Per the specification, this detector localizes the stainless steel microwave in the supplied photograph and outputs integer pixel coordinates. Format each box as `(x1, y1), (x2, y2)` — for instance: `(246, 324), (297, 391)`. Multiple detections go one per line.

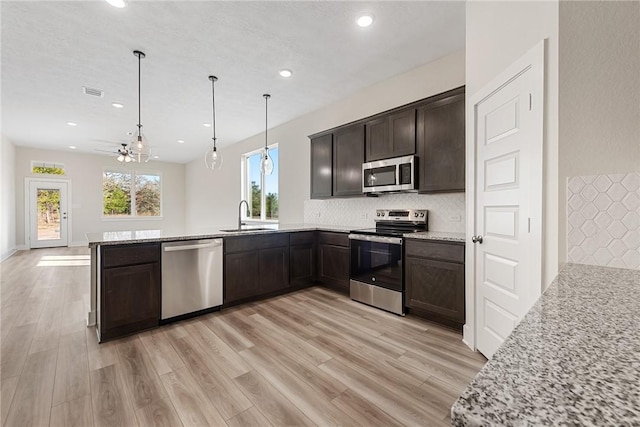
(362, 155), (417, 194)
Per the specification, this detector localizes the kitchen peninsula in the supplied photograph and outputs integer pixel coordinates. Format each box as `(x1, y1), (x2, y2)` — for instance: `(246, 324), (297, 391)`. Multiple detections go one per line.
(87, 224), (465, 342)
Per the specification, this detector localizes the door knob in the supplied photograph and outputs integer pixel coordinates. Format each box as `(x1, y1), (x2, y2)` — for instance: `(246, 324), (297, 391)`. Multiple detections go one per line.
(472, 235), (483, 244)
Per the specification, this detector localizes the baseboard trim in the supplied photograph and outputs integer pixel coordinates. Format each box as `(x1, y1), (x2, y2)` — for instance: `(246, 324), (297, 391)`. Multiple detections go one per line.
(0, 249), (17, 263)
(87, 310), (96, 326)
(15, 245), (28, 251)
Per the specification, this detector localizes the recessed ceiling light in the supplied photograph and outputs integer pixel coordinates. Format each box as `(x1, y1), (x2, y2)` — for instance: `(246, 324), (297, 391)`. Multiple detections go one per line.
(203, 123), (211, 127)
(357, 15), (374, 27)
(105, 0), (127, 8)
(66, 122), (78, 126)
(112, 102), (124, 108)
(177, 140), (185, 144)
(68, 146), (77, 149)
(279, 69), (293, 78)
(153, 155), (160, 159)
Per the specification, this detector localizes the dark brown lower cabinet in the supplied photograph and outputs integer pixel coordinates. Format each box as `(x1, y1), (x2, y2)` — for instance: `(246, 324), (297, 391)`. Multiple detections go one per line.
(99, 243), (160, 341)
(316, 232), (350, 293)
(260, 247), (290, 293)
(224, 233), (290, 305)
(224, 251), (260, 303)
(405, 239), (465, 329)
(290, 232), (316, 286)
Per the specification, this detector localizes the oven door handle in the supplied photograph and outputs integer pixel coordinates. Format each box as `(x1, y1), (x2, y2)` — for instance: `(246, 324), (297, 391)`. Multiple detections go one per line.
(348, 234), (403, 245)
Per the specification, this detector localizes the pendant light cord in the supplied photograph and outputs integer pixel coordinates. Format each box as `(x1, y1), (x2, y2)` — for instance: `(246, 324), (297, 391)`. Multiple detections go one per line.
(211, 77), (217, 147)
(263, 94), (270, 154)
(138, 52), (141, 135)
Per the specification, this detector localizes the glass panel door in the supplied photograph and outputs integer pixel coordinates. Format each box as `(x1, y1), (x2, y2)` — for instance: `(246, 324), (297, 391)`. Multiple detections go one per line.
(29, 180), (68, 248)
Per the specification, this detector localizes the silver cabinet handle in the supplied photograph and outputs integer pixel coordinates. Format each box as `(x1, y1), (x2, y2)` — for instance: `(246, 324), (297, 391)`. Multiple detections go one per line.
(471, 235), (483, 244)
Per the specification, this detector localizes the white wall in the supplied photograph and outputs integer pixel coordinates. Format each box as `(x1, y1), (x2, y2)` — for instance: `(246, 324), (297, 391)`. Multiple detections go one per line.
(558, 1), (640, 265)
(14, 147), (186, 247)
(185, 50), (466, 232)
(466, 1), (560, 288)
(1, 134), (17, 260)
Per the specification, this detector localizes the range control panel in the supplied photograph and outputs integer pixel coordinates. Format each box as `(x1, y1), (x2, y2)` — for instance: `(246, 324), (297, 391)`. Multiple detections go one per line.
(374, 209), (428, 224)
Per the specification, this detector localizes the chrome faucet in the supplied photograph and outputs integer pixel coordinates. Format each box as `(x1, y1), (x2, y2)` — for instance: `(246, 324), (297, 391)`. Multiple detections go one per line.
(238, 200), (250, 229)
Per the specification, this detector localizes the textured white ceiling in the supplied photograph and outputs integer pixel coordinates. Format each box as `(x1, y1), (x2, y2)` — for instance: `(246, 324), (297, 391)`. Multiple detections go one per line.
(1, 1), (465, 163)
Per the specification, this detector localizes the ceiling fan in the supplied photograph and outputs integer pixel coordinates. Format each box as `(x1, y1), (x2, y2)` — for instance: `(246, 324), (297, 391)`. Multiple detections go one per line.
(94, 143), (136, 162)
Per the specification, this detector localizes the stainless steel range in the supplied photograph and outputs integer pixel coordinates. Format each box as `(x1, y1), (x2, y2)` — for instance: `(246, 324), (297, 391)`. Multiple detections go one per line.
(348, 209), (428, 315)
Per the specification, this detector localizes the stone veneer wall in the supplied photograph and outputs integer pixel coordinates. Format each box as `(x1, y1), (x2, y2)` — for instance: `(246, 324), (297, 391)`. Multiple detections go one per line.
(303, 192), (465, 233)
(567, 172), (640, 269)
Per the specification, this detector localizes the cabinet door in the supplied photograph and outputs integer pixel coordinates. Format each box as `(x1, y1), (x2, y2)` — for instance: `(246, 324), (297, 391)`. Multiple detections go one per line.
(333, 124), (365, 197)
(259, 246), (290, 293)
(310, 134), (333, 198)
(317, 244), (350, 292)
(225, 251), (260, 303)
(417, 91), (465, 193)
(405, 256), (464, 323)
(101, 263), (160, 339)
(290, 244), (316, 286)
(388, 108), (416, 158)
(365, 116), (389, 162)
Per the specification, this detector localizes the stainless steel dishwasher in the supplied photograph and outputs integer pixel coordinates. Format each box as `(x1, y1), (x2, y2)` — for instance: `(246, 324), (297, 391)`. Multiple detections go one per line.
(161, 239), (223, 320)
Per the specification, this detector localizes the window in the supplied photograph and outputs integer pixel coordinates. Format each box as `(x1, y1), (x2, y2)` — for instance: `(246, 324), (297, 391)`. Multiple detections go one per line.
(32, 161), (65, 175)
(103, 169), (161, 218)
(242, 145), (278, 221)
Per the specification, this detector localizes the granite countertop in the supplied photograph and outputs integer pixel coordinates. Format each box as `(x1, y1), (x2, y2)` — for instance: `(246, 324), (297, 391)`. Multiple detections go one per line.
(86, 223), (362, 246)
(403, 231), (465, 243)
(451, 263), (640, 426)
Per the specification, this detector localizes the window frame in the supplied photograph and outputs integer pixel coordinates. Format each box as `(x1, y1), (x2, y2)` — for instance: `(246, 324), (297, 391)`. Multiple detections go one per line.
(241, 143), (278, 223)
(102, 168), (163, 220)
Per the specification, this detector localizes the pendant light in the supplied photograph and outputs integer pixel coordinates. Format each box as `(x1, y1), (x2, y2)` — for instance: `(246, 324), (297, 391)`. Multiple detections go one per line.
(204, 75), (223, 170)
(130, 50), (151, 163)
(260, 93), (274, 175)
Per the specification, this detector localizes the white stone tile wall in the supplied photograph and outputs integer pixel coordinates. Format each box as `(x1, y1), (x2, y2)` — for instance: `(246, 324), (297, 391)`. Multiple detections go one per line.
(567, 172), (640, 269)
(303, 192), (465, 233)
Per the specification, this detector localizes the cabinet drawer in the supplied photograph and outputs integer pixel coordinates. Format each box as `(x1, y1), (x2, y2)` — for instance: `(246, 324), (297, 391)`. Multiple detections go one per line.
(101, 243), (160, 268)
(290, 231), (316, 246)
(405, 239), (464, 263)
(225, 233), (289, 253)
(317, 231), (349, 247)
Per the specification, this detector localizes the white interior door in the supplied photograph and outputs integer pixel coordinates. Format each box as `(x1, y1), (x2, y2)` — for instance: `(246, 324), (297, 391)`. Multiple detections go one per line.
(28, 180), (69, 248)
(472, 43), (544, 359)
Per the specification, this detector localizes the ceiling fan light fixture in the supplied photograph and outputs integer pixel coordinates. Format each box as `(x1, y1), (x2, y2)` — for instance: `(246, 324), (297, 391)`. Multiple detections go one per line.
(260, 94), (274, 176)
(204, 75), (223, 171)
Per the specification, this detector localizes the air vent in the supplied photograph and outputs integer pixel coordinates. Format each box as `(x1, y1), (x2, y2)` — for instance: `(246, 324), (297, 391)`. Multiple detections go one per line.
(82, 86), (104, 97)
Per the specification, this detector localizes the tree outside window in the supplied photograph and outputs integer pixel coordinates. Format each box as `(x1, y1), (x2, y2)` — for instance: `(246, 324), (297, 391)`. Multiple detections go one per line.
(243, 145), (278, 221)
(103, 170), (161, 217)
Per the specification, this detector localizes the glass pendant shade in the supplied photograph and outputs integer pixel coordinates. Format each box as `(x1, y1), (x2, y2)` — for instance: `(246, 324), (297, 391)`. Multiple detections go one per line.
(204, 140), (223, 170)
(204, 75), (223, 171)
(260, 148), (274, 175)
(261, 93), (273, 175)
(131, 129), (151, 163)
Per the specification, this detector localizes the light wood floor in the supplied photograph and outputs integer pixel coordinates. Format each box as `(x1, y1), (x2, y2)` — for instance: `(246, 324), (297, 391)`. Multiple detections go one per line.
(0, 247), (485, 427)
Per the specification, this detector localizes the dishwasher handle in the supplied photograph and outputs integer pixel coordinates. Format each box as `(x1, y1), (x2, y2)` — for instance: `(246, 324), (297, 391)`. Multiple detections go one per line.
(163, 240), (222, 252)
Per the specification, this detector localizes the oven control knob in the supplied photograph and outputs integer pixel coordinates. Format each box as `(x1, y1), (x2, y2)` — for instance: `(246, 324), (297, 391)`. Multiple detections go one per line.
(414, 212), (419, 218)
(420, 212), (425, 218)
(381, 212), (385, 217)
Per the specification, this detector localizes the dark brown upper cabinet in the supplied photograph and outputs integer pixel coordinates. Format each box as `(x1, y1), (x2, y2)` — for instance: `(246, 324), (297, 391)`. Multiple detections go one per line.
(333, 123), (365, 197)
(365, 108), (416, 162)
(417, 88), (465, 193)
(310, 133), (333, 199)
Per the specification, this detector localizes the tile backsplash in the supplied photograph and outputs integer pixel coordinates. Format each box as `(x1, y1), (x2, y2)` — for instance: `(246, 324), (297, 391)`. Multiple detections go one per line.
(567, 172), (640, 269)
(304, 192), (465, 233)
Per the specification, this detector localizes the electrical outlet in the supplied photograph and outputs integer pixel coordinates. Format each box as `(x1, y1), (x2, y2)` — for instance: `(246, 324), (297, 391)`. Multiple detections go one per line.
(449, 215), (461, 222)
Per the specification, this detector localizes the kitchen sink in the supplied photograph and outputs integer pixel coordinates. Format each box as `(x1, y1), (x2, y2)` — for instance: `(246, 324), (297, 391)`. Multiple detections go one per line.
(219, 227), (273, 232)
